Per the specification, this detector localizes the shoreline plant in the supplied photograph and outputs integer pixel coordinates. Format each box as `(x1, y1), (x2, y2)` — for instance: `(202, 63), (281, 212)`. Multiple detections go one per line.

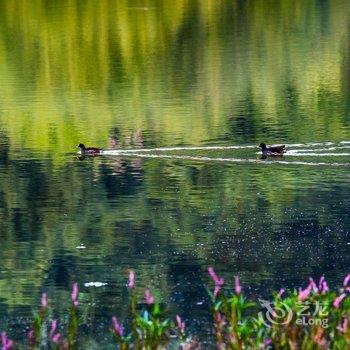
(1, 269), (350, 349)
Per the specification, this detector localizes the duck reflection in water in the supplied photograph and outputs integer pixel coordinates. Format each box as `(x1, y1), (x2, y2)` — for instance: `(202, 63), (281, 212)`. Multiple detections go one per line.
(78, 128), (144, 175)
(78, 129), (144, 187)
(107, 128), (143, 176)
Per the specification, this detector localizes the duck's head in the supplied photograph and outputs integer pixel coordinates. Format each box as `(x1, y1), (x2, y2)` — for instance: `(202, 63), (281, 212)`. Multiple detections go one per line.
(258, 143), (267, 149)
(78, 143), (86, 149)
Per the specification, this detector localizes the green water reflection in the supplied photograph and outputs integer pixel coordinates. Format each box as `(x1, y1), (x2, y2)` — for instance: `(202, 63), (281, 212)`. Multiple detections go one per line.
(0, 0), (350, 342)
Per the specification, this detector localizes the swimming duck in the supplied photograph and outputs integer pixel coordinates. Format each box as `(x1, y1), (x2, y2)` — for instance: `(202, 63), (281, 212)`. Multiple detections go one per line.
(78, 143), (102, 155)
(259, 143), (286, 156)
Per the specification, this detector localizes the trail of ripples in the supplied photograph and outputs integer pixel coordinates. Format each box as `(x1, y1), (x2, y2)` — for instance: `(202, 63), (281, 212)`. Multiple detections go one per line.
(100, 141), (350, 167)
(102, 152), (349, 167)
(103, 141), (350, 153)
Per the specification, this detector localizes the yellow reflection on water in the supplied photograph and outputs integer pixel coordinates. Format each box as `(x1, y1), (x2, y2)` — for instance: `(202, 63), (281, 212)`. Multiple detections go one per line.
(0, 0), (349, 154)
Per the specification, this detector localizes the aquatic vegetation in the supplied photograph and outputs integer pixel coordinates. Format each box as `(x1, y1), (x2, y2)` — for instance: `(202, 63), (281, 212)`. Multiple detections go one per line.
(1, 270), (350, 349)
(207, 268), (350, 349)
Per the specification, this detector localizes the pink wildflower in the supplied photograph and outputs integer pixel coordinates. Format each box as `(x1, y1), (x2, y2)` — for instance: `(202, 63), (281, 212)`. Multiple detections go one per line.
(71, 282), (79, 307)
(208, 267), (223, 285)
(144, 289), (154, 305)
(213, 285), (221, 298)
(27, 330), (34, 344)
(227, 332), (237, 344)
(309, 278), (319, 294)
(321, 281), (329, 294)
(235, 276), (242, 295)
(318, 276), (325, 290)
(1, 332), (14, 350)
(298, 284), (312, 302)
(41, 293), (48, 308)
(333, 293), (347, 309)
(128, 270), (135, 289)
(207, 267), (224, 297)
(52, 333), (61, 343)
(343, 273), (350, 287)
(207, 267), (217, 283)
(278, 288), (285, 298)
(214, 312), (226, 328)
(176, 315), (186, 334)
(265, 338), (272, 346)
(337, 317), (348, 333)
(49, 320), (58, 339)
(112, 316), (123, 337)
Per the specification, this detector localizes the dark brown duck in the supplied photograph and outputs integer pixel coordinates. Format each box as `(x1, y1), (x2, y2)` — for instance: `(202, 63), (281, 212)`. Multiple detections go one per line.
(259, 143), (286, 155)
(78, 143), (102, 155)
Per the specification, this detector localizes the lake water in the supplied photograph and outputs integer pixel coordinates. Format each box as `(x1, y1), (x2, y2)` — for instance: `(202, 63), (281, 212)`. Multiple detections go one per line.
(0, 0), (350, 344)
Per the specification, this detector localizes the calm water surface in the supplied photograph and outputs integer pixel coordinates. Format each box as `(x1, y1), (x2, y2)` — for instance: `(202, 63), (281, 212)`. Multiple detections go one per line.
(0, 0), (350, 344)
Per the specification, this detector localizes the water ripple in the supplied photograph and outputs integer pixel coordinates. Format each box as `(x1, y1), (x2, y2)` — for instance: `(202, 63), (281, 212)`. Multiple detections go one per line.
(104, 152), (350, 167)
